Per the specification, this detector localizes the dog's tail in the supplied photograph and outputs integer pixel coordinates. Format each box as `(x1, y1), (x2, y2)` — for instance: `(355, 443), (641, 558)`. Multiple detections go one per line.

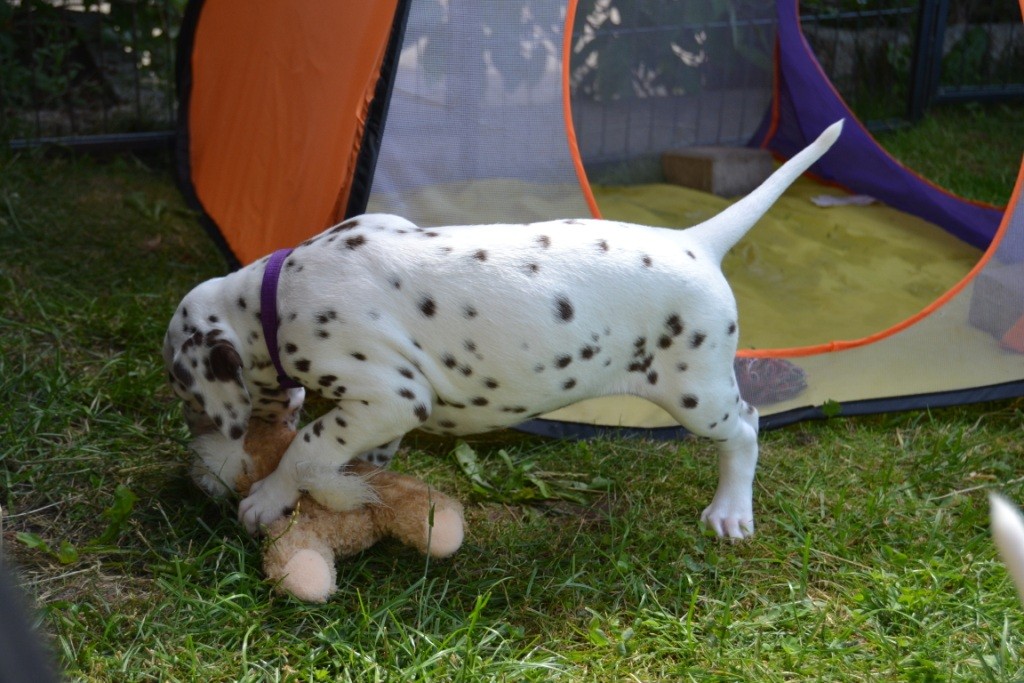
(991, 493), (1024, 603)
(685, 119), (844, 264)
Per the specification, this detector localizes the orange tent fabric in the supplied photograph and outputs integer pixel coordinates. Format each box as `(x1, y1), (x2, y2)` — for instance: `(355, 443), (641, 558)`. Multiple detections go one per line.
(185, 0), (399, 265)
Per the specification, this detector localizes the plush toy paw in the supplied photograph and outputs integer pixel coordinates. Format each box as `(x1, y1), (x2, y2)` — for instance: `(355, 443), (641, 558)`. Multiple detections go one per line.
(424, 504), (465, 558)
(278, 548), (336, 604)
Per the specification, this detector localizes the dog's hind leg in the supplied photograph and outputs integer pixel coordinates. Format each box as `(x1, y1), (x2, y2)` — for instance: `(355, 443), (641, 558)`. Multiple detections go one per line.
(699, 403), (759, 539)
(649, 369), (759, 539)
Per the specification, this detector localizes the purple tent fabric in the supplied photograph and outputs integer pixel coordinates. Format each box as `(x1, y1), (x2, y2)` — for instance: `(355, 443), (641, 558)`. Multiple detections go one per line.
(753, 0), (1004, 250)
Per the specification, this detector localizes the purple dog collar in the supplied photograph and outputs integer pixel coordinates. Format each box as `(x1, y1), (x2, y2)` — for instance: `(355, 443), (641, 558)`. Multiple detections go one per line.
(260, 248), (302, 389)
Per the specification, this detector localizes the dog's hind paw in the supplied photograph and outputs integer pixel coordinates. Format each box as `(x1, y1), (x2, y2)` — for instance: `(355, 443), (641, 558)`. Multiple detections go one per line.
(701, 501), (755, 540)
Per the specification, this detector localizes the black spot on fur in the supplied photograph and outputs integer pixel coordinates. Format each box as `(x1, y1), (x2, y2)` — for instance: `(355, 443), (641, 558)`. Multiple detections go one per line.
(237, 297), (247, 310)
(351, 352), (367, 361)
(398, 388), (415, 400)
(331, 218), (359, 233)
(628, 356), (653, 373)
(677, 362), (689, 372)
(414, 404), (430, 422)
(658, 336), (673, 350)
(686, 250), (697, 259)
(691, 332), (707, 349)
(389, 276), (402, 290)
(285, 343), (298, 354)
(534, 364), (545, 373)
(597, 239), (609, 252)
(318, 375), (337, 387)
(419, 297), (437, 317)
(316, 330), (330, 339)
(439, 419), (457, 429)
(442, 354), (457, 369)
(471, 397), (489, 406)
(229, 425), (244, 440)
(555, 354), (572, 369)
(727, 321), (737, 335)
(171, 360), (194, 386)
(647, 371), (658, 385)
(525, 263), (540, 275)
(295, 359), (311, 372)
(641, 255), (652, 268)
(666, 314), (684, 337)
(313, 420), (325, 437)
(464, 305), (478, 319)
(315, 310), (338, 324)
(681, 395), (699, 409)
(345, 234), (367, 250)
(483, 378), (499, 390)
(473, 249), (488, 262)
(579, 345), (598, 360)
(335, 416), (347, 428)
(209, 341), (242, 382)
(555, 297), (574, 323)
(537, 235), (551, 248)
(563, 378), (577, 390)
(398, 367), (415, 379)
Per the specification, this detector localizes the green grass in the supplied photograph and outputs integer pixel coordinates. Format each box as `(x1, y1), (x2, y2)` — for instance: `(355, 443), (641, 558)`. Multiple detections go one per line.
(875, 102), (1024, 206)
(2, 102), (1024, 681)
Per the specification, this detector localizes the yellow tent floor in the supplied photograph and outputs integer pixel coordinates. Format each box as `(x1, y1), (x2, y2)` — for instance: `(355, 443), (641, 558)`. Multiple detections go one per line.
(594, 179), (981, 350)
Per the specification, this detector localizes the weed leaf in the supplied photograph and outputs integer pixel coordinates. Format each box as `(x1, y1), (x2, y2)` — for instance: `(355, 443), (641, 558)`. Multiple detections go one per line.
(91, 484), (138, 547)
(452, 441), (608, 504)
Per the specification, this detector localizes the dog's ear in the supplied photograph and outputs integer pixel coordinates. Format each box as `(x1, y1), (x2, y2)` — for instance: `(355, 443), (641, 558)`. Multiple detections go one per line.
(168, 329), (252, 441)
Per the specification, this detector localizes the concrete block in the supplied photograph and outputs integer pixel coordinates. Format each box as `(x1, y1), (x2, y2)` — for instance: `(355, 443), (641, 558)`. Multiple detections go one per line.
(662, 146), (775, 197)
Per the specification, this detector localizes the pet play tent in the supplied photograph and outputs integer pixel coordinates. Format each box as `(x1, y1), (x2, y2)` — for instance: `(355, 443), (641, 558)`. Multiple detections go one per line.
(175, 0), (1024, 437)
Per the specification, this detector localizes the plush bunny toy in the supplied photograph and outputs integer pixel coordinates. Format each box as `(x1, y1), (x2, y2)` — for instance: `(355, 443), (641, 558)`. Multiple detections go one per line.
(195, 419), (465, 603)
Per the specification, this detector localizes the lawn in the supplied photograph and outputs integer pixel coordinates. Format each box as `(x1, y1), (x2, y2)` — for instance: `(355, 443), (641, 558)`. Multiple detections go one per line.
(2, 102), (1024, 682)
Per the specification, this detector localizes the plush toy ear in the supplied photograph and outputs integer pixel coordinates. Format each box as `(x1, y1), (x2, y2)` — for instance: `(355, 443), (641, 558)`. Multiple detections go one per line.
(169, 329), (251, 441)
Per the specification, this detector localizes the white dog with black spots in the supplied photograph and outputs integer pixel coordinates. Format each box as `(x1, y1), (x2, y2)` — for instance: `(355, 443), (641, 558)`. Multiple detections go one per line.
(164, 120), (844, 539)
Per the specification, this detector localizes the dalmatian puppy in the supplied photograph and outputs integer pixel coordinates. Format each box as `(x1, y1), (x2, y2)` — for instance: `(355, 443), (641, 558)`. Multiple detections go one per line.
(164, 120), (843, 540)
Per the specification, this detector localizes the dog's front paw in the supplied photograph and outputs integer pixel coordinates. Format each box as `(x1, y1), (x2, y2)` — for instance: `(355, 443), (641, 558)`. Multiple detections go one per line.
(701, 497), (755, 540)
(239, 471), (301, 535)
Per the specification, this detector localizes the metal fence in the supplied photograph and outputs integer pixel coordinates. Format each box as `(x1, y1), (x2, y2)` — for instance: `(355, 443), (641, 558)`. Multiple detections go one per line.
(802, 0), (1024, 125)
(2, 0), (181, 150)
(1, 0), (1021, 151)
